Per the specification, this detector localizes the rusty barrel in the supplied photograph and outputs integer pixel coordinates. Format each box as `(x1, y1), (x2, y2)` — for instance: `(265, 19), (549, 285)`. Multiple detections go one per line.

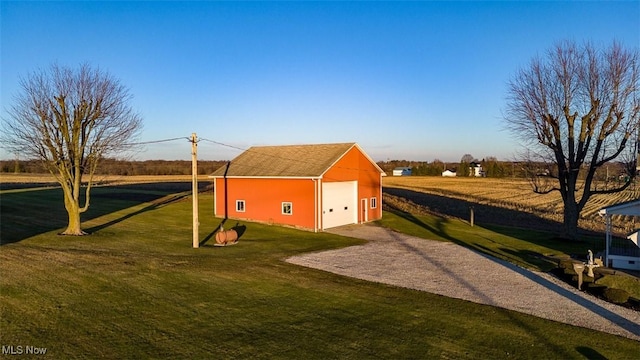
(215, 229), (238, 245)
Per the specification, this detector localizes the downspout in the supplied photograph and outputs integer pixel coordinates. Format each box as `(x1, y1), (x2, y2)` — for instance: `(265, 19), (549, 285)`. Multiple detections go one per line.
(223, 161), (231, 220)
(223, 161), (230, 222)
(318, 178), (323, 231)
(312, 178), (318, 232)
(379, 172), (383, 219)
(213, 178), (217, 217)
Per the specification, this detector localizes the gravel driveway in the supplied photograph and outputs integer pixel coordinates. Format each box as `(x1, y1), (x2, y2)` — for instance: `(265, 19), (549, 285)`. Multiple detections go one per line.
(285, 224), (640, 341)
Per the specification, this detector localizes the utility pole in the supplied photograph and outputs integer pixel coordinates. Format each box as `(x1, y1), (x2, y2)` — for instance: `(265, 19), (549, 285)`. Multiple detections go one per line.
(636, 125), (640, 173)
(191, 133), (199, 248)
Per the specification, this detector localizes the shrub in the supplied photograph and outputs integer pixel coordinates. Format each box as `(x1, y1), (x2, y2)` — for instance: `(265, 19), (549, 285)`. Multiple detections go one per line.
(596, 274), (640, 299)
(603, 288), (629, 304)
(557, 259), (574, 270)
(586, 283), (607, 296)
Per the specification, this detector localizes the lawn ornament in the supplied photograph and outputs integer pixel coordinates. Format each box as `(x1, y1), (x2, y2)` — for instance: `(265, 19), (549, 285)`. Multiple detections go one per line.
(585, 250), (601, 277)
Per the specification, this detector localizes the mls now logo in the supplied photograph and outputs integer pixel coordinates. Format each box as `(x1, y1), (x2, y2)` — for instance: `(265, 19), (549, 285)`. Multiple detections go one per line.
(2, 345), (47, 355)
(2, 345), (22, 355)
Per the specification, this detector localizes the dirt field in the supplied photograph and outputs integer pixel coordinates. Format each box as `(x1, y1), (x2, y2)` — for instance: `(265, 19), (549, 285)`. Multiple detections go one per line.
(0, 173), (203, 184)
(0, 173), (215, 191)
(383, 176), (638, 235)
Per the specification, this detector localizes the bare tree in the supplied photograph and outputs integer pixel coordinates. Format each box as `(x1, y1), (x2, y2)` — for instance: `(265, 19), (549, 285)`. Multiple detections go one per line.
(460, 154), (475, 163)
(2, 64), (142, 235)
(505, 41), (639, 240)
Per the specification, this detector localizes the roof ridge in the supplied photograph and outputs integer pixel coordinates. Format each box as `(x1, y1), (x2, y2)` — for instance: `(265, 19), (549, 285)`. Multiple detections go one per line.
(210, 142), (359, 178)
(247, 142), (356, 149)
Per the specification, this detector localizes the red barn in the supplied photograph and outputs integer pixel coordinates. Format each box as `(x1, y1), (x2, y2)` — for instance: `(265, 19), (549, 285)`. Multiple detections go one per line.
(210, 143), (384, 232)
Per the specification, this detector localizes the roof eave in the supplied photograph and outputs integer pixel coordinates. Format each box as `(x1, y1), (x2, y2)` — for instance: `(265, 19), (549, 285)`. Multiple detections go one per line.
(209, 175), (322, 180)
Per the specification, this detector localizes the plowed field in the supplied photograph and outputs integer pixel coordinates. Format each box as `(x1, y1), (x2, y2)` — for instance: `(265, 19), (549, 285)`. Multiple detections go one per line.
(383, 176), (638, 236)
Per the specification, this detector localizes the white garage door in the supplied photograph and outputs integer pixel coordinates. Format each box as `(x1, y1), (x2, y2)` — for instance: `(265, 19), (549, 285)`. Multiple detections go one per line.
(322, 181), (357, 229)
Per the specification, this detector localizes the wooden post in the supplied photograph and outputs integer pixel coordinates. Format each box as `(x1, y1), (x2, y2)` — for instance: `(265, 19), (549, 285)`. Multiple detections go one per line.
(191, 133), (199, 248)
(604, 214), (611, 267)
(470, 206), (474, 227)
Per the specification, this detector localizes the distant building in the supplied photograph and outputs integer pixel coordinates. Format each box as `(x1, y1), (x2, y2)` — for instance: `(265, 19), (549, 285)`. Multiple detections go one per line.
(392, 167), (412, 176)
(469, 162), (485, 177)
(442, 169), (457, 177)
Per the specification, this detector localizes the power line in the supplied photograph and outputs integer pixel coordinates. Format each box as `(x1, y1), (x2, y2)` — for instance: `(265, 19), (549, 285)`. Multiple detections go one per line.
(124, 137), (190, 146)
(117, 135), (384, 176)
(199, 138), (245, 152)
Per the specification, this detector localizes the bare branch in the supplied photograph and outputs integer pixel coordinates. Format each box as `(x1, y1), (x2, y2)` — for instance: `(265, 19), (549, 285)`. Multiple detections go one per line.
(1, 63), (143, 235)
(504, 41), (639, 240)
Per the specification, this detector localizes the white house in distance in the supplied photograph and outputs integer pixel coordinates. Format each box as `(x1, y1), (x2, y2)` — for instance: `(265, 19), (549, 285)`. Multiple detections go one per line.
(469, 162), (485, 177)
(442, 169), (456, 177)
(393, 167), (412, 176)
(599, 199), (640, 271)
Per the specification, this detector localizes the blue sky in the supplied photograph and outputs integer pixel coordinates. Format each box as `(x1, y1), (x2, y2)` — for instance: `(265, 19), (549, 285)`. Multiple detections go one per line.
(1, 1), (638, 162)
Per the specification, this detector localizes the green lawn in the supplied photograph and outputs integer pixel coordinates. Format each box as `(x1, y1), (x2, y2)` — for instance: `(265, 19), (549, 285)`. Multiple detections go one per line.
(1, 185), (638, 359)
(377, 209), (603, 272)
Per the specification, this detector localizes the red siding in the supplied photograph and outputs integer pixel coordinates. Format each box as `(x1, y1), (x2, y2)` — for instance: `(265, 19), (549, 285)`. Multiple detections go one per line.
(323, 147), (383, 223)
(215, 177), (317, 229)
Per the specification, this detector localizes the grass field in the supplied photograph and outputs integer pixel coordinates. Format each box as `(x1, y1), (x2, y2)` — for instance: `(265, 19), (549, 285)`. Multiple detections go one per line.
(1, 181), (639, 358)
(383, 176), (639, 235)
(0, 173), (202, 186)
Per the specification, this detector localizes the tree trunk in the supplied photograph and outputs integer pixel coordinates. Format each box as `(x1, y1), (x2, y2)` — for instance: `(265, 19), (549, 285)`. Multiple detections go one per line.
(558, 160), (582, 241)
(562, 201), (580, 241)
(61, 187), (86, 236)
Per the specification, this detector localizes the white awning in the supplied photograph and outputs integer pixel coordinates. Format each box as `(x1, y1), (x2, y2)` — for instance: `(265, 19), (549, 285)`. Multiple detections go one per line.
(598, 200), (640, 217)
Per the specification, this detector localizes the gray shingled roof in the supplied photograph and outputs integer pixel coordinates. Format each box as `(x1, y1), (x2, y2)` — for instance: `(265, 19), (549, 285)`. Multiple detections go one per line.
(210, 143), (358, 177)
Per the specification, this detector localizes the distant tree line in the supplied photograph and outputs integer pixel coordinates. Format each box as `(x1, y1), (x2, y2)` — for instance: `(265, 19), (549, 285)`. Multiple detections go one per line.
(0, 159), (229, 176)
(3, 158), (631, 182)
(376, 158), (633, 181)
(377, 158), (521, 177)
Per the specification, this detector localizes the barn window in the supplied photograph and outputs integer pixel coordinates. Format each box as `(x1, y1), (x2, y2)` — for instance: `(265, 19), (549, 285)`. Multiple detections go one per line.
(282, 202), (293, 215)
(236, 200), (245, 212)
(370, 197), (377, 209)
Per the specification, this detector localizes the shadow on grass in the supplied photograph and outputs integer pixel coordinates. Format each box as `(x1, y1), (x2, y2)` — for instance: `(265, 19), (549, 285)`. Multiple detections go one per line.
(385, 205), (546, 268)
(576, 346), (608, 360)
(384, 187), (604, 238)
(84, 192), (190, 234)
(383, 187), (603, 254)
(1, 182), (206, 245)
(200, 220), (247, 247)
